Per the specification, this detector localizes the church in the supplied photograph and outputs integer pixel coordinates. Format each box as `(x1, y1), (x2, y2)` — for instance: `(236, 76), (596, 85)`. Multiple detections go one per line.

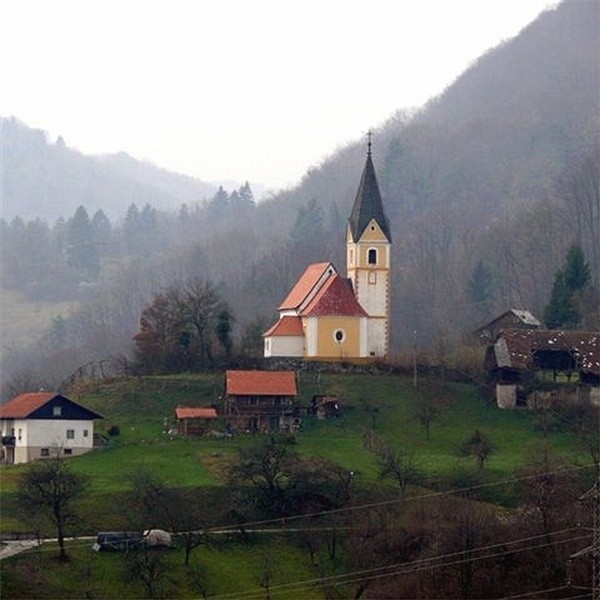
(263, 138), (391, 361)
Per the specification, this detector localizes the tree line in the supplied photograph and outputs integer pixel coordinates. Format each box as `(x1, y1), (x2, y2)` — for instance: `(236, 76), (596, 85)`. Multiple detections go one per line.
(1, 141), (598, 394)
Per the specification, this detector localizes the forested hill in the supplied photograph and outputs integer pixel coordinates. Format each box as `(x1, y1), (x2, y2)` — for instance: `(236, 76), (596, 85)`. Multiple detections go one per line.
(271, 0), (597, 227)
(0, 118), (217, 221)
(1, 0), (598, 391)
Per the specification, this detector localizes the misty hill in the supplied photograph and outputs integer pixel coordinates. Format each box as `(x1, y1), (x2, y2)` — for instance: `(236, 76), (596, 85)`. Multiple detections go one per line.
(0, 118), (217, 222)
(274, 0), (598, 227)
(1, 0), (598, 390)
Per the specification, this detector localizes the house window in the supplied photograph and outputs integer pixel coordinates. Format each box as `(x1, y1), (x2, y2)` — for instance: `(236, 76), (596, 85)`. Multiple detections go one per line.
(333, 329), (346, 344)
(368, 271), (377, 285)
(41, 448), (50, 457)
(273, 398), (282, 406)
(83, 429), (89, 438)
(247, 397), (258, 406)
(17, 429), (22, 441)
(53, 406), (62, 416)
(63, 448), (73, 455)
(66, 429), (75, 440)
(368, 249), (377, 265)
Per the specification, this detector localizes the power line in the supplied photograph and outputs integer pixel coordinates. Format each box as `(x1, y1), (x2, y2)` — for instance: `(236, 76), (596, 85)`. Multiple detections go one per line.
(196, 463), (595, 535)
(210, 532), (592, 599)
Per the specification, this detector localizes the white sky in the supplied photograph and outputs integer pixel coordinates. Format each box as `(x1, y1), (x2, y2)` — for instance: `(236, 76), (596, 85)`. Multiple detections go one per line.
(1, 0), (554, 191)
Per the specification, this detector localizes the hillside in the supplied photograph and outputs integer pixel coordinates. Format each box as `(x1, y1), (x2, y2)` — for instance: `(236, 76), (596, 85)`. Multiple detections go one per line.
(0, 0), (598, 389)
(1, 373), (595, 598)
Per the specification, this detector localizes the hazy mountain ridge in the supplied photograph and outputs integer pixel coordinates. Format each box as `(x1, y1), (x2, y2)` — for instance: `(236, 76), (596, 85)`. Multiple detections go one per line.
(0, 118), (217, 222)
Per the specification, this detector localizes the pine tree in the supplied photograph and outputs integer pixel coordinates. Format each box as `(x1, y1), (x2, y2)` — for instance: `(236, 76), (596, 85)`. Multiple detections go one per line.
(67, 205), (99, 277)
(543, 245), (591, 329)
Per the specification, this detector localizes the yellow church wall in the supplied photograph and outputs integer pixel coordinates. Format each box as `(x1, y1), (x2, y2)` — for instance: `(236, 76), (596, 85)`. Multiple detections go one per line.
(312, 316), (363, 359)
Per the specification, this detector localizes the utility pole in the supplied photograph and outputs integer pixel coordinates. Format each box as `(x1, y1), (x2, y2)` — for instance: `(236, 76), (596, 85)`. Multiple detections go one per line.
(570, 463), (599, 598)
(412, 330), (418, 388)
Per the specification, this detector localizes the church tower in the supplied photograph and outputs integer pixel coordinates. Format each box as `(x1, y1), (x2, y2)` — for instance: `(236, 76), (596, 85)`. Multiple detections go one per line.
(346, 135), (391, 358)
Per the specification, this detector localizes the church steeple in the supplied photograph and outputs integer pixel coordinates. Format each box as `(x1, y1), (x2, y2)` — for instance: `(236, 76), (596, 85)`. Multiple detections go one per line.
(348, 134), (391, 243)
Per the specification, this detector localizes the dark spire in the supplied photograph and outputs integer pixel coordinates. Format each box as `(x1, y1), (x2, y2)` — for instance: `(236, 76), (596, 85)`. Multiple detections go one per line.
(348, 134), (391, 243)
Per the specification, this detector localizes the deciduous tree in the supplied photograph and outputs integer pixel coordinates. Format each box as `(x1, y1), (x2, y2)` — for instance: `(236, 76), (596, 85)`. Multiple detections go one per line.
(459, 430), (494, 470)
(18, 454), (89, 561)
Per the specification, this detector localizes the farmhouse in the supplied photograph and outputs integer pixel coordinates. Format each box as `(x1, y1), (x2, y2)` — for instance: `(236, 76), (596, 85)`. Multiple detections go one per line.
(0, 392), (103, 464)
(485, 329), (600, 408)
(222, 370), (300, 433)
(263, 137), (391, 361)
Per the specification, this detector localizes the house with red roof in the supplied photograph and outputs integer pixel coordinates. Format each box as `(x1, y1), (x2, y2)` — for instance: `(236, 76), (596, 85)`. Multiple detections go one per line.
(263, 138), (391, 360)
(222, 370), (299, 432)
(0, 392), (103, 464)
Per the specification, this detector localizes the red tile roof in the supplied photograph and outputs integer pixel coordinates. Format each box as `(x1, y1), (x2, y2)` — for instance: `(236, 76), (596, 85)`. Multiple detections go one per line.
(0, 392), (58, 418)
(226, 370), (298, 396)
(175, 407), (217, 420)
(301, 275), (368, 317)
(278, 262), (335, 311)
(263, 316), (304, 337)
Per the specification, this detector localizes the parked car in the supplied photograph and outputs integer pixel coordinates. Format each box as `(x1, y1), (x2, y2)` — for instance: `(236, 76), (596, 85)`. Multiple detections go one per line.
(92, 529), (172, 552)
(92, 531), (143, 551)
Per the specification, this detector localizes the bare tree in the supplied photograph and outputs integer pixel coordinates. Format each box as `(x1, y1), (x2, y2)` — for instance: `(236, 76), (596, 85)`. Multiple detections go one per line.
(18, 453), (89, 561)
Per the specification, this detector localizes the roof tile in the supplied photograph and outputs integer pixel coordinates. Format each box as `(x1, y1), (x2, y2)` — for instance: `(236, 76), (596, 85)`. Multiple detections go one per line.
(278, 263), (335, 311)
(0, 392), (58, 418)
(301, 275), (368, 317)
(226, 370), (298, 396)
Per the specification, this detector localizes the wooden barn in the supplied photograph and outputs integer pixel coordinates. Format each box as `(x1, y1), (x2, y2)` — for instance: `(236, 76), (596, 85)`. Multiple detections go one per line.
(474, 309), (541, 344)
(222, 370), (300, 433)
(485, 329), (599, 408)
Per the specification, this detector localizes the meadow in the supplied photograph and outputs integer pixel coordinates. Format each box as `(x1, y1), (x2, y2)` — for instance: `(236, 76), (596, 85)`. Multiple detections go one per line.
(0, 371), (591, 598)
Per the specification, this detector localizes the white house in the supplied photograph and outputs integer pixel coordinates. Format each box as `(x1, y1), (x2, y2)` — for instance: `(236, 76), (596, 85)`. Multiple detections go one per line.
(0, 392), (103, 464)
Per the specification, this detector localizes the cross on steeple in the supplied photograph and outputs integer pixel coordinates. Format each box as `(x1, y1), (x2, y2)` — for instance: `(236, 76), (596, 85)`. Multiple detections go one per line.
(367, 130), (372, 155)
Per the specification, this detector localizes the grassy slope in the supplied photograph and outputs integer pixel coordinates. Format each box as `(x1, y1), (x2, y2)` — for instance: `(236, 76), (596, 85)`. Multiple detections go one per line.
(1, 372), (582, 496)
(0, 372), (588, 598)
(1, 538), (328, 599)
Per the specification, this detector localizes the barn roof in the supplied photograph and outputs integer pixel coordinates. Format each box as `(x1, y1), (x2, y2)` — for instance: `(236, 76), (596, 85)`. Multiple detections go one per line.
(476, 309), (541, 334)
(175, 407), (217, 420)
(278, 262), (336, 311)
(263, 316), (304, 338)
(301, 275), (368, 317)
(0, 392), (103, 419)
(226, 370), (298, 396)
(490, 329), (599, 375)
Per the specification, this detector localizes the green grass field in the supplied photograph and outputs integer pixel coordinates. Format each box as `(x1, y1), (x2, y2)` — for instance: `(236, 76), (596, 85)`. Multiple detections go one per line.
(0, 371), (591, 598)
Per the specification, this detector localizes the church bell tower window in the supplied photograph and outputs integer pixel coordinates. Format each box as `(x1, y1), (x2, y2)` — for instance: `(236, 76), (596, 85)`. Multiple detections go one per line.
(368, 248), (377, 265)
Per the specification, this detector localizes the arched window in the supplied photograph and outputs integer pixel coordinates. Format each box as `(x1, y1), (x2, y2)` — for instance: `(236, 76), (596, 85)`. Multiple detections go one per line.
(368, 248), (377, 265)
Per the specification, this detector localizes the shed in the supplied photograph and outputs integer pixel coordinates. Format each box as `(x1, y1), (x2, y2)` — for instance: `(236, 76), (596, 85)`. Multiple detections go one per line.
(474, 309), (541, 344)
(175, 406), (218, 436)
(310, 395), (341, 419)
(485, 329), (599, 408)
